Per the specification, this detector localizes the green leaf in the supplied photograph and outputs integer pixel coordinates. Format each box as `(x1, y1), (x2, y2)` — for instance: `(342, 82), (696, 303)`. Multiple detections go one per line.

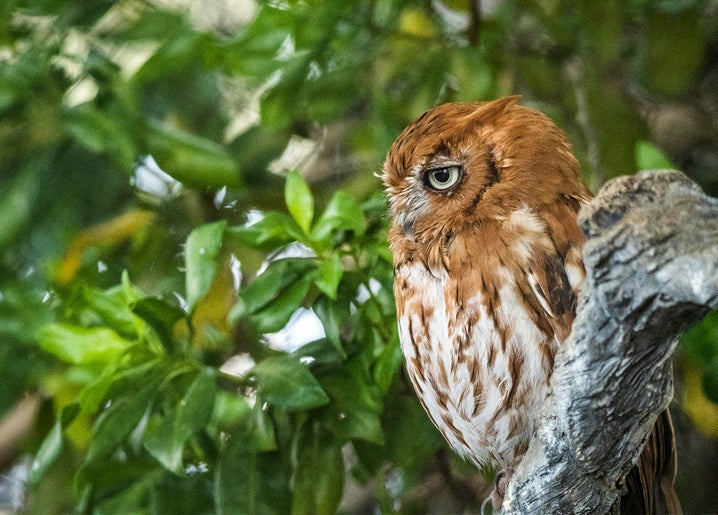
(94, 470), (163, 515)
(258, 52), (314, 129)
(75, 460), (162, 514)
(251, 275), (313, 334)
(252, 355), (329, 411)
(210, 390), (251, 430)
(103, 359), (167, 401)
(216, 383), (291, 513)
(232, 126), (292, 182)
(318, 359), (384, 444)
(236, 259), (312, 315)
(121, 270), (143, 305)
(285, 170), (314, 234)
(310, 191), (367, 242)
(312, 295), (349, 358)
(291, 423), (344, 515)
(30, 419), (63, 485)
(86, 386), (155, 462)
(213, 398), (276, 456)
(231, 258), (316, 334)
(63, 104), (136, 168)
(185, 220), (227, 312)
(353, 394), (442, 479)
(37, 323), (130, 365)
(132, 297), (187, 348)
(216, 449), (258, 515)
(291, 339), (346, 367)
(145, 119), (240, 189)
(146, 471), (215, 514)
(373, 337), (403, 394)
(243, 405), (278, 452)
(131, 28), (203, 85)
(222, 5), (294, 78)
(382, 395), (443, 469)
(635, 140), (675, 171)
(79, 361), (119, 414)
(76, 283), (137, 337)
(216, 444), (291, 515)
(228, 212), (304, 251)
(315, 254), (343, 299)
(144, 368), (217, 474)
(175, 368), (217, 435)
(29, 404), (80, 485)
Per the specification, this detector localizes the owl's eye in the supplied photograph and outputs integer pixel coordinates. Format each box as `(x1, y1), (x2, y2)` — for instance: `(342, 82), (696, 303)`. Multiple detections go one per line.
(424, 166), (462, 191)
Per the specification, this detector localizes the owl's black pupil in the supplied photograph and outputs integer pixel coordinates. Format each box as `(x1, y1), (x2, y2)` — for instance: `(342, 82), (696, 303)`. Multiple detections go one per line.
(434, 169), (450, 182)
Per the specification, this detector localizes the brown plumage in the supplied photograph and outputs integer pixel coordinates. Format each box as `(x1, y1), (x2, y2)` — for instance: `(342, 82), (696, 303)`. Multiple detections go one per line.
(383, 96), (680, 513)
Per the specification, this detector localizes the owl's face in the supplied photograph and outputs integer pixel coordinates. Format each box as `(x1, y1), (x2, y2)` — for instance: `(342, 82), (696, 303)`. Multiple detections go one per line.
(382, 97), (585, 246)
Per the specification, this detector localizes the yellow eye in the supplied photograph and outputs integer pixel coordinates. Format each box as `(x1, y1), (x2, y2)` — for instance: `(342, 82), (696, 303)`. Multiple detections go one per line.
(424, 165), (461, 191)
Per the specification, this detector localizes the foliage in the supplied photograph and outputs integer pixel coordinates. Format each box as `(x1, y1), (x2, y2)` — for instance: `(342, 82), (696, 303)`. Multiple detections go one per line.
(0, 0), (716, 512)
(29, 174), (429, 513)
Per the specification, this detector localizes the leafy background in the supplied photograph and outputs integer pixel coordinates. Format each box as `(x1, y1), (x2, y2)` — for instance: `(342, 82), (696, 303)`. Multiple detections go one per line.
(1, 0), (717, 512)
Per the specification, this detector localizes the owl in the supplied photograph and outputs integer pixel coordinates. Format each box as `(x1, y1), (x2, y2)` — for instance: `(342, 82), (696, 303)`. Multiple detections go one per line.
(383, 96), (679, 512)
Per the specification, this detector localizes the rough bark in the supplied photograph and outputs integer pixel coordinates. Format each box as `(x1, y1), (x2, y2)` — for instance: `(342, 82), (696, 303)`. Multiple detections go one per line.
(502, 169), (718, 513)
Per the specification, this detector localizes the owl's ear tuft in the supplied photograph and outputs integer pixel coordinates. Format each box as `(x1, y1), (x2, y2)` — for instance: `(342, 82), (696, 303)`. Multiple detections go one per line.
(466, 96), (521, 123)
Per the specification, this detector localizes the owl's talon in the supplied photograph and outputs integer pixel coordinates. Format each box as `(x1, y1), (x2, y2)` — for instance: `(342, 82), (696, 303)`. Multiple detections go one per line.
(490, 468), (513, 511)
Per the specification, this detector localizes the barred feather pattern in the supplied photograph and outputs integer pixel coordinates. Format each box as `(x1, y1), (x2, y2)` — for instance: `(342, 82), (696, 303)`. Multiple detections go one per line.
(393, 207), (582, 470)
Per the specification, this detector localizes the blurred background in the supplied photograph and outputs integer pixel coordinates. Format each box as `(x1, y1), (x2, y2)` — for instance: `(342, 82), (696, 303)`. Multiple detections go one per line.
(1, 0), (717, 512)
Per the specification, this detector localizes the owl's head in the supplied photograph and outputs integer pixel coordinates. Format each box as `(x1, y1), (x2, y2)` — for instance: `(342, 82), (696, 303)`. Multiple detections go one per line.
(382, 97), (586, 245)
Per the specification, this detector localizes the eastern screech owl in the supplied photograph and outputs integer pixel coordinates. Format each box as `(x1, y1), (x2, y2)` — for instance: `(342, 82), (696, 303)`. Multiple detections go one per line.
(383, 97), (679, 513)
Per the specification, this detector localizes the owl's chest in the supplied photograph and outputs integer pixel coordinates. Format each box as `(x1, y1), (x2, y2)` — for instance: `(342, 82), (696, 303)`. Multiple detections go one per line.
(394, 260), (554, 468)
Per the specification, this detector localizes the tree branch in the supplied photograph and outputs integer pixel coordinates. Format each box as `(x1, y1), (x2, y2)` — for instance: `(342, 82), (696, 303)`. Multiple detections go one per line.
(502, 170), (718, 513)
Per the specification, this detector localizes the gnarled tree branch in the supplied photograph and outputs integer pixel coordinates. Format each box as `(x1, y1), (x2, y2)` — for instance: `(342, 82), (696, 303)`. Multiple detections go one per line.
(502, 169), (718, 513)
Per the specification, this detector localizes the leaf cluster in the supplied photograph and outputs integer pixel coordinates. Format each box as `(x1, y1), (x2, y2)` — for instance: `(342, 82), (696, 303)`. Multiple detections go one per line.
(29, 172), (444, 513)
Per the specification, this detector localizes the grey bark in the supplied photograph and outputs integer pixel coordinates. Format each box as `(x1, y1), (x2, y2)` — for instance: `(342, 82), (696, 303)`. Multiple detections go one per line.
(502, 170), (718, 514)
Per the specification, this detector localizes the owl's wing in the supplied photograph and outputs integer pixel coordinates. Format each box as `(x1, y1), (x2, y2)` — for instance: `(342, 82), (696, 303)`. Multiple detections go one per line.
(525, 195), (588, 343)
(526, 251), (576, 343)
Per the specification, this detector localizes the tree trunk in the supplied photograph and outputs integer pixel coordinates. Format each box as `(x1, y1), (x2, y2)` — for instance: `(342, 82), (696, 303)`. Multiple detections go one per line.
(502, 169), (718, 513)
